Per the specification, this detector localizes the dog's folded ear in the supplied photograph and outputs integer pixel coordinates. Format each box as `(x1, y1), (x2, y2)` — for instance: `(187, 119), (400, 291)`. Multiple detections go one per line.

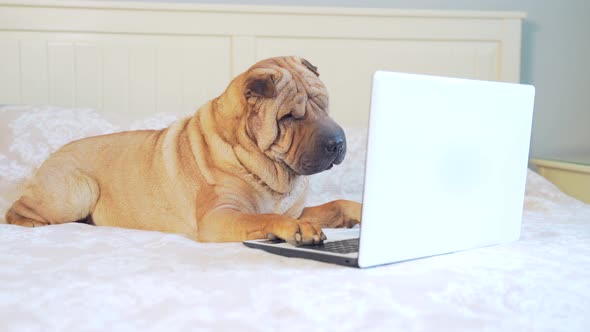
(245, 71), (276, 99)
(302, 58), (319, 77)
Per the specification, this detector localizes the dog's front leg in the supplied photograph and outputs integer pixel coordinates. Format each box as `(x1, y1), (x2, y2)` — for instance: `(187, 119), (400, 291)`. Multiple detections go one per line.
(299, 199), (362, 228)
(197, 209), (326, 245)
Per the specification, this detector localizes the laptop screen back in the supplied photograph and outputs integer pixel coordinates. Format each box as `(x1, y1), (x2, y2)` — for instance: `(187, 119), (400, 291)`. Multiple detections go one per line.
(358, 72), (535, 268)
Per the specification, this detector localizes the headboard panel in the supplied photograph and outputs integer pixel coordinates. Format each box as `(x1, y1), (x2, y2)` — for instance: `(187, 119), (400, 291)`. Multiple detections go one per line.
(0, 0), (525, 125)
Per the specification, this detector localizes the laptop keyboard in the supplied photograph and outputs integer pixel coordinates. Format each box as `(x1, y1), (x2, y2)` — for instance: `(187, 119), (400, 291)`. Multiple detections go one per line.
(261, 238), (360, 254)
(306, 238), (359, 254)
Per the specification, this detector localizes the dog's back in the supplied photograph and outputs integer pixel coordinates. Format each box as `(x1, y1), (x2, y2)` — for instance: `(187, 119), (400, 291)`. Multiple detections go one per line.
(5, 117), (202, 237)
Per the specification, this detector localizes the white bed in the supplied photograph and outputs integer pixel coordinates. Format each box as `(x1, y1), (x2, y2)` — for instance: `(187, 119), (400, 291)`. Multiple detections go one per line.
(1, 1), (589, 331)
(1, 105), (590, 331)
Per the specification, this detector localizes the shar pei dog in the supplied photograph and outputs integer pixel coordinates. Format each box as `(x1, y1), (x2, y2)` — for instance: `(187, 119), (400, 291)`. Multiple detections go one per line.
(5, 56), (361, 245)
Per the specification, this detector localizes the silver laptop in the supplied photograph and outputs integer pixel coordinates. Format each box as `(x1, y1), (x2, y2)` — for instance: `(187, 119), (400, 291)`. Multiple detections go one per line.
(244, 71), (535, 268)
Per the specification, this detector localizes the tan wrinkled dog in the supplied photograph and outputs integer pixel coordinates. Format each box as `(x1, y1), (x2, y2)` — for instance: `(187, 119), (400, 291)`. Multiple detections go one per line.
(5, 56), (361, 245)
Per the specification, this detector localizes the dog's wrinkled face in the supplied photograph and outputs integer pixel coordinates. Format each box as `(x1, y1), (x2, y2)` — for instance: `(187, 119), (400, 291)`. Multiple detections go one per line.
(242, 56), (346, 175)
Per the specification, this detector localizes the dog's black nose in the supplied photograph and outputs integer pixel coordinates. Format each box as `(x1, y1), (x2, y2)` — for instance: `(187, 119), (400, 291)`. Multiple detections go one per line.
(325, 136), (345, 154)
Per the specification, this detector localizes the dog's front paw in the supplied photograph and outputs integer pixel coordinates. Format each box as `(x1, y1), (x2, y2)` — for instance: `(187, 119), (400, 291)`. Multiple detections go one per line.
(266, 219), (326, 246)
(336, 200), (362, 228)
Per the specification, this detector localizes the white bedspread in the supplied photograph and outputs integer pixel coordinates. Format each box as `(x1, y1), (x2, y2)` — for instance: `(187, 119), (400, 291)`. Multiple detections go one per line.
(1, 106), (589, 331)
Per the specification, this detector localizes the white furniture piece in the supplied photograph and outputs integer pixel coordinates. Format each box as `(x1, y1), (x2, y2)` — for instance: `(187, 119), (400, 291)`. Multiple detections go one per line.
(0, 0), (525, 125)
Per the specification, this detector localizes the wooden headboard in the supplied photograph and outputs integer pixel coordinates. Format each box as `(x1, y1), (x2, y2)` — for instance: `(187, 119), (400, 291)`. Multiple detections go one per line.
(0, 0), (525, 125)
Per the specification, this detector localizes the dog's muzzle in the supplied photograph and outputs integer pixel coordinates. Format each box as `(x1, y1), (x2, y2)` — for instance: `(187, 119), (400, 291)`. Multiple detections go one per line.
(299, 123), (347, 175)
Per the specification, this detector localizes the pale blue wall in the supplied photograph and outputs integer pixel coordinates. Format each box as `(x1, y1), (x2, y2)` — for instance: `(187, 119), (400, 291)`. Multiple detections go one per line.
(102, 0), (590, 159)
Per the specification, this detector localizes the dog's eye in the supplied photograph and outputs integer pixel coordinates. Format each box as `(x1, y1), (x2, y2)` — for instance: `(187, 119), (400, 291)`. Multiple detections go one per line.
(281, 114), (295, 121)
(311, 96), (328, 110)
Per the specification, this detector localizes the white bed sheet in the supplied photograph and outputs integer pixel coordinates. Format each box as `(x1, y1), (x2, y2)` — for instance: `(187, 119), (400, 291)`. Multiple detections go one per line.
(1, 105), (589, 331)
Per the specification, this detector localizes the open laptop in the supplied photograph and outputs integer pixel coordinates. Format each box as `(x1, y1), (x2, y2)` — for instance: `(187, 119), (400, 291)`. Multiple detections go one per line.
(243, 71), (535, 268)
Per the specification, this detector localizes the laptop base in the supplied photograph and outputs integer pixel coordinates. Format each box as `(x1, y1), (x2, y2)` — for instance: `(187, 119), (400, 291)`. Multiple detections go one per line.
(243, 240), (359, 267)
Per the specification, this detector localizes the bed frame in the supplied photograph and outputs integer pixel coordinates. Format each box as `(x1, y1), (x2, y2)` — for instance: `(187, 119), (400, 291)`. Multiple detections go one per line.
(0, 0), (525, 125)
